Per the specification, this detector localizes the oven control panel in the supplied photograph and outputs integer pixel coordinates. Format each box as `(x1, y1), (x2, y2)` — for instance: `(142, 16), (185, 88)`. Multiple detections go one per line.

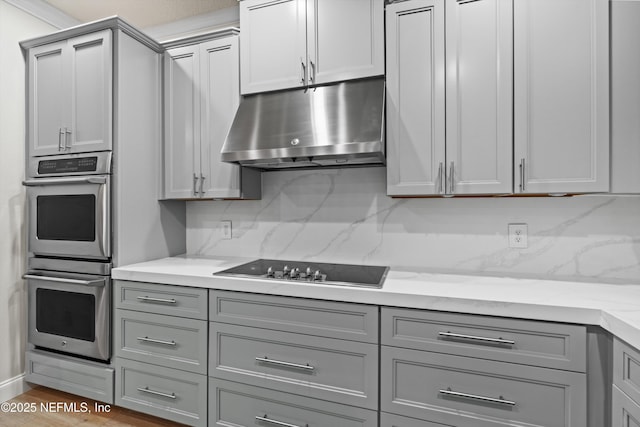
(38, 156), (98, 174)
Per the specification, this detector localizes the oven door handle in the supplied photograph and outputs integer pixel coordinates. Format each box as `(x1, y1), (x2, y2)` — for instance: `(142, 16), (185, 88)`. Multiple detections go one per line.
(22, 176), (107, 186)
(23, 274), (106, 287)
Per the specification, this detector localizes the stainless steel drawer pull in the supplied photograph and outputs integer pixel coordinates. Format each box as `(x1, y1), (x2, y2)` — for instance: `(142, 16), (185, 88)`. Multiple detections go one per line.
(58, 128), (64, 150)
(136, 336), (177, 346)
(255, 415), (308, 427)
(255, 356), (315, 371)
(439, 388), (516, 406)
(136, 296), (177, 304)
(438, 331), (515, 346)
(137, 386), (176, 399)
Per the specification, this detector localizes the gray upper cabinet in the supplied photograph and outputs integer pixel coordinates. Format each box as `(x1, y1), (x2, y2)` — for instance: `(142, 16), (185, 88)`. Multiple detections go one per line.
(445, 0), (513, 195)
(164, 31), (261, 200)
(386, 0), (512, 197)
(513, 0), (609, 194)
(28, 30), (112, 157)
(239, 0), (384, 95)
(386, 0), (445, 196)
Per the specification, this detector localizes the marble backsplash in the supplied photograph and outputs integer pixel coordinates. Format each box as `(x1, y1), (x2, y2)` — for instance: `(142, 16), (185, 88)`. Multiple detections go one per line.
(187, 167), (640, 283)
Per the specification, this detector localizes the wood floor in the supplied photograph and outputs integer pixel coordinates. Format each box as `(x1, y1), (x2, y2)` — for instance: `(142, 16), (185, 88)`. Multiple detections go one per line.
(0, 386), (186, 426)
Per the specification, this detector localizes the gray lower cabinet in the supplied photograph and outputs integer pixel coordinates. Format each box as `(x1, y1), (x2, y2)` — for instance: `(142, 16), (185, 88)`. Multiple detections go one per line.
(115, 358), (207, 426)
(114, 280), (208, 426)
(210, 378), (378, 426)
(613, 338), (640, 426)
(208, 290), (380, 425)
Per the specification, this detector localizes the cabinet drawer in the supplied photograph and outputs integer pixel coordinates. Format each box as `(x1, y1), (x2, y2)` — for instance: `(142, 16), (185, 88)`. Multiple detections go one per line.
(115, 309), (207, 374)
(114, 280), (207, 319)
(381, 412), (452, 427)
(210, 290), (378, 343)
(382, 307), (586, 372)
(381, 346), (586, 427)
(209, 378), (378, 427)
(615, 338), (640, 405)
(210, 322), (378, 410)
(613, 385), (640, 427)
(115, 358), (207, 427)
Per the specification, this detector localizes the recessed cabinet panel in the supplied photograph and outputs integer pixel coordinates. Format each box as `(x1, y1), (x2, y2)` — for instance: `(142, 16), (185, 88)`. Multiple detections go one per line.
(30, 42), (66, 156)
(164, 46), (199, 199)
(200, 38), (241, 198)
(69, 30), (112, 153)
(445, 0), (513, 195)
(386, 0), (445, 196)
(240, 0), (306, 94)
(514, 0), (609, 194)
(309, 0), (384, 85)
(613, 385), (640, 427)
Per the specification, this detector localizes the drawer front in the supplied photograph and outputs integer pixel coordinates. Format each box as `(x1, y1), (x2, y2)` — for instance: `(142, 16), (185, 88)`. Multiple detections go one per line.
(382, 307), (586, 372)
(115, 309), (208, 374)
(381, 412), (453, 427)
(115, 280), (207, 320)
(210, 290), (378, 343)
(209, 378), (378, 427)
(613, 385), (640, 427)
(381, 346), (586, 427)
(615, 338), (640, 404)
(210, 322), (378, 410)
(115, 358), (207, 427)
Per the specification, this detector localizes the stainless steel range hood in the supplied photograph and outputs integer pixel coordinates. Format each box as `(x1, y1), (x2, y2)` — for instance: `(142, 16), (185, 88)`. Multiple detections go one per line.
(220, 78), (385, 169)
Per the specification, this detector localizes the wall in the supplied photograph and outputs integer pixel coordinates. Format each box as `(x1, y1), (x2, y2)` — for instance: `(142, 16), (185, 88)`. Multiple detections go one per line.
(0, 0), (56, 401)
(188, 167), (640, 284)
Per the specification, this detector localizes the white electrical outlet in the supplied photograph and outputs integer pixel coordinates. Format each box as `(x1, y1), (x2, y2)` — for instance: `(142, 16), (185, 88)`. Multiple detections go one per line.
(220, 220), (232, 240)
(508, 223), (528, 249)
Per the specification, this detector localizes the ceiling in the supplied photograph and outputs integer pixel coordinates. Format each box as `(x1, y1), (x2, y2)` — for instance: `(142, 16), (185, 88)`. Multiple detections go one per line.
(42, 0), (238, 28)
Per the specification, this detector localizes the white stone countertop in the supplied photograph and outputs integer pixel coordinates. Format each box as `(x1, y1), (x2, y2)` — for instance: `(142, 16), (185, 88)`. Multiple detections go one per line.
(112, 255), (640, 350)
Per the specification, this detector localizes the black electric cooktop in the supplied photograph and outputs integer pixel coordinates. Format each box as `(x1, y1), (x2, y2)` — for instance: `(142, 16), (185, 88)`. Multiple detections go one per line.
(214, 259), (389, 288)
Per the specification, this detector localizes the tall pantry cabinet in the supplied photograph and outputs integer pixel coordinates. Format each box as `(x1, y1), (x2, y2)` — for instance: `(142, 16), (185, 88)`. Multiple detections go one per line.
(387, 0), (610, 196)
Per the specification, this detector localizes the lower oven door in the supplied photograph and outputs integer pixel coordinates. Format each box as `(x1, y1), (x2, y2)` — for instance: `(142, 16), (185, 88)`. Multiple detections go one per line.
(23, 175), (110, 260)
(25, 271), (110, 361)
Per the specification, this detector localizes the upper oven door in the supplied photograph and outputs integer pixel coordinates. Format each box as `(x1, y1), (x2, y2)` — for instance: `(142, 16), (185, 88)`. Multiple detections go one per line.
(24, 175), (110, 260)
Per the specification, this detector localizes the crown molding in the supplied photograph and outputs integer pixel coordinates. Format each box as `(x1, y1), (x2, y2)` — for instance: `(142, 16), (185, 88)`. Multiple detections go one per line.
(144, 5), (240, 43)
(3, 0), (80, 29)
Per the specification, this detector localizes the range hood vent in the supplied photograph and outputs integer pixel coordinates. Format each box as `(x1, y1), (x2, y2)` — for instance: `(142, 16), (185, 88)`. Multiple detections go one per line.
(220, 78), (385, 169)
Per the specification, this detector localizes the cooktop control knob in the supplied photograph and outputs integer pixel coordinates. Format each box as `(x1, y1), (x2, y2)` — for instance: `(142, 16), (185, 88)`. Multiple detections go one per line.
(305, 267), (312, 279)
(290, 267), (299, 279)
(283, 265), (290, 276)
(313, 270), (322, 281)
(266, 267), (274, 278)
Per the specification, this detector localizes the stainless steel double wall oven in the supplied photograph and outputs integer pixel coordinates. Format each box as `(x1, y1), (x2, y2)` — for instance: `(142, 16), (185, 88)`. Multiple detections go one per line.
(23, 151), (112, 361)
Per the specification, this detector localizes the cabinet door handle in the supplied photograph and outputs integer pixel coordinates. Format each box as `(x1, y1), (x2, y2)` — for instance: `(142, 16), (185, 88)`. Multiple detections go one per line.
(309, 60), (315, 83)
(136, 296), (177, 304)
(255, 356), (315, 371)
(136, 336), (177, 346)
(255, 415), (308, 427)
(439, 388), (516, 407)
(199, 173), (205, 196)
(300, 61), (306, 85)
(438, 331), (515, 346)
(519, 158), (526, 192)
(448, 161), (455, 194)
(137, 386), (176, 399)
(58, 128), (64, 151)
(65, 127), (72, 149)
(193, 173), (199, 196)
(437, 162), (444, 194)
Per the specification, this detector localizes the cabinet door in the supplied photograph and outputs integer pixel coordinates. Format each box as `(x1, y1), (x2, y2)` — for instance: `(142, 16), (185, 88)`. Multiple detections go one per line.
(386, 0), (446, 196)
(28, 40), (68, 157)
(164, 45), (200, 199)
(67, 30), (112, 153)
(514, 0), (609, 194)
(308, 0), (384, 86)
(200, 37), (242, 199)
(445, 0), (513, 195)
(240, 0), (307, 94)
